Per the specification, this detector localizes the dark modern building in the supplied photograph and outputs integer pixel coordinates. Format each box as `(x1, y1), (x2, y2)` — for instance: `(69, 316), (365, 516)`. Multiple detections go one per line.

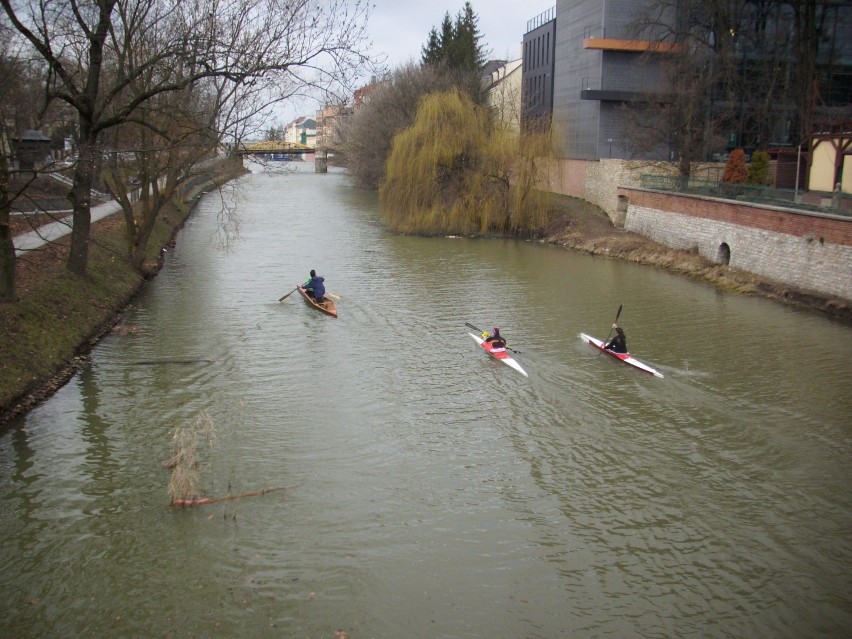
(557, 0), (673, 161)
(521, 7), (556, 131)
(523, 0), (852, 164)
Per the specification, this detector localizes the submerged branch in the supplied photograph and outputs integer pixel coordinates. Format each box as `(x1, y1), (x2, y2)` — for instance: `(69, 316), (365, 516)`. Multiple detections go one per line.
(170, 485), (298, 509)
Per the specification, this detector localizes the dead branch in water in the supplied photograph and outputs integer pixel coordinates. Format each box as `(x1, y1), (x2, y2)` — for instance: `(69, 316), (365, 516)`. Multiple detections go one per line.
(165, 412), (216, 503)
(170, 484), (298, 509)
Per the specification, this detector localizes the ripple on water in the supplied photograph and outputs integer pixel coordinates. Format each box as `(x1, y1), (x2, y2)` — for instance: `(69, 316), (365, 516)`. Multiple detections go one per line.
(1, 167), (850, 637)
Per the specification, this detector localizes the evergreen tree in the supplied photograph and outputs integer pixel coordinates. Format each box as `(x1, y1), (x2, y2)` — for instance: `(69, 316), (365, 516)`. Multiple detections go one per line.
(439, 12), (455, 57)
(451, 2), (486, 71)
(420, 3), (487, 72)
(421, 27), (442, 66)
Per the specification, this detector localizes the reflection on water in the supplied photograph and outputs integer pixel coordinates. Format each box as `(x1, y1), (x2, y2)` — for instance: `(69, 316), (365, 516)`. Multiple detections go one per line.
(1, 164), (850, 637)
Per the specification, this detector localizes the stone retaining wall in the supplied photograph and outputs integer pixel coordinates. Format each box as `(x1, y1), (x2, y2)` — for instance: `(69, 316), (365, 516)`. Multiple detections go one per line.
(620, 187), (852, 300)
(540, 157), (676, 225)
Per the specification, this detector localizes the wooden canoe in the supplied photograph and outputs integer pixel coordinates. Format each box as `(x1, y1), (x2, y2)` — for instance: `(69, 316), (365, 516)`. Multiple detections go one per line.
(296, 285), (337, 318)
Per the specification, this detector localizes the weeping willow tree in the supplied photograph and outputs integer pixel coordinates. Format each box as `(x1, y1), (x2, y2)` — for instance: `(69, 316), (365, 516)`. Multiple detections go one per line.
(379, 89), (553, 236)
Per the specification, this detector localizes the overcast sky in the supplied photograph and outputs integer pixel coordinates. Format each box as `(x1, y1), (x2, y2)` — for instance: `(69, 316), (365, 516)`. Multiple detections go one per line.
(365, 0), (555, 70)
(278, 0), (556, 125)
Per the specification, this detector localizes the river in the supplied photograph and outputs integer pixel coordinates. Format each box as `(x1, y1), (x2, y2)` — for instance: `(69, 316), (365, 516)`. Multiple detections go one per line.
(1, 162), (850, 638)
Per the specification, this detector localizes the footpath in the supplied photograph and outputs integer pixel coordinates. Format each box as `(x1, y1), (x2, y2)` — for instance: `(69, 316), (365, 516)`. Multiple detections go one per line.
(13, 200), (122, 255)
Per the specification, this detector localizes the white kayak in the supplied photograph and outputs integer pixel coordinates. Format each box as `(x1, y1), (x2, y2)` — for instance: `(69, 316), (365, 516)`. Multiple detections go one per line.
(579, 332), (664, 378)
(469, 333), (529, 377)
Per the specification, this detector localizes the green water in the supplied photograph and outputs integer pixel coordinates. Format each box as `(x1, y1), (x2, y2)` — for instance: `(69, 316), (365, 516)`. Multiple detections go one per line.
(1, 164), (850, 638)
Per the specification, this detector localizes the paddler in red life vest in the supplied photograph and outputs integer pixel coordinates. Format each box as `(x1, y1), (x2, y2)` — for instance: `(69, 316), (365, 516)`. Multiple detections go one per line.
(605, 324), (627, 353)
(483, 327), (507, 351)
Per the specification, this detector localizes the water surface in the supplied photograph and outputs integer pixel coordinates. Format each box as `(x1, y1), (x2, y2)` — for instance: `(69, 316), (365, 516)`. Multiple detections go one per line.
(1, 163), (850, 638)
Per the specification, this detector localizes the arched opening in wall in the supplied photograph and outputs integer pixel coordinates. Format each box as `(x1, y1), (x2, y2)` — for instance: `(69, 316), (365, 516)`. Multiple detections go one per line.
(717, 242), (731, 265)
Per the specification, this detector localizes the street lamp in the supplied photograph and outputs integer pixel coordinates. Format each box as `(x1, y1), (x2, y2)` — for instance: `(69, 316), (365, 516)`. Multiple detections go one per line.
(607, 138), (613, 158)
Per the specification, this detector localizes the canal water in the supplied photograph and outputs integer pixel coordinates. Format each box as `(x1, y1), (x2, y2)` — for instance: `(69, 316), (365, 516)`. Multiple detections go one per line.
(1, 163), (850, 637)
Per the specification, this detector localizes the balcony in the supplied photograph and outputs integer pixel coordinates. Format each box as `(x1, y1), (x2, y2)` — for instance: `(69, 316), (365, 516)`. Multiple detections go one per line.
(581, 26), (680, 54)
(580, 77), (666, 102)
(583, 38), (679, 53)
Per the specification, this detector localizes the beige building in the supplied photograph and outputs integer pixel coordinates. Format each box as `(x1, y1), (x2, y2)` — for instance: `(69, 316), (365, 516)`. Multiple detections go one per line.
(315, 105), (349, 149)
(484, 58), (523, 132)
(808, 123), (852, 194)
(284, 117), (317, 149)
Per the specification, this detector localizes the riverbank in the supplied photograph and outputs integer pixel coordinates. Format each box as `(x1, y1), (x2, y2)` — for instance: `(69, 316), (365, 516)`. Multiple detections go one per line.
(0, 160), (247, 428)
(541, 194), (852, 323)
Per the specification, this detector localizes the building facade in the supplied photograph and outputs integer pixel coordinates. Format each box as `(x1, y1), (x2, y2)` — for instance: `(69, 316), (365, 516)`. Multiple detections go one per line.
(484, 58), (523, 132)
(285, 117), (317, 148)
(550, 0), (670, 161)
(521, 7), (556, 131)
(526, 0), (852, 169)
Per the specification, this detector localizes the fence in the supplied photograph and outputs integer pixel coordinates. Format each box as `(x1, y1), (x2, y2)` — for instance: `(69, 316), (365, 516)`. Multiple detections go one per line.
(638, 174), (851, 216)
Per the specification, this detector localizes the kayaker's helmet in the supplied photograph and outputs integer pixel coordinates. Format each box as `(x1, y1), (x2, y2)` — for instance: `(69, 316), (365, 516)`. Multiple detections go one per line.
(615, 327), (624, 335)
(310, 269), (316, 277)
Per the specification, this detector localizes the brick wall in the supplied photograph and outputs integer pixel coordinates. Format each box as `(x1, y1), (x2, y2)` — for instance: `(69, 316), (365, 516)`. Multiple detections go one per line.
(621, 187), (852, 300)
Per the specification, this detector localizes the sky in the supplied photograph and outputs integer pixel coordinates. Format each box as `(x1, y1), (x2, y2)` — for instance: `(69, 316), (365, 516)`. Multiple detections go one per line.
(365, 0), (554, 71)
(277, 0), (556, 125)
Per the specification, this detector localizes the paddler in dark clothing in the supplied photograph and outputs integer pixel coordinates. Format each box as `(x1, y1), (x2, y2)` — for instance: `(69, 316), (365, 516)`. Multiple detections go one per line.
(605, 324), (627, 353)
(483, 327), (507, 349)
(302, 269), (326, 303)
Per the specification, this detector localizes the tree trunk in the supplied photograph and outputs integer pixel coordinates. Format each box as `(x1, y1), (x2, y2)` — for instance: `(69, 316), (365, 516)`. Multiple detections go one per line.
(131, 200), (160, 270)
(66, 138), (96, 275)
(0, 207), (14, 302)
(0, 155), (14, 302)
(794, 0), (819, 144)
(678, 154), (691, 191)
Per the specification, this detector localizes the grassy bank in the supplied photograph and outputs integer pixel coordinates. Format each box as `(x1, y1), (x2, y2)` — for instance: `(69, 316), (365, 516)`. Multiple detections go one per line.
(0, 159), (247, 427)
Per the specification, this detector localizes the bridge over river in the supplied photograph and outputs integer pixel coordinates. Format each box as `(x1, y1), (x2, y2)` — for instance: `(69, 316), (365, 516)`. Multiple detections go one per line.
(237, 140), (316, 158)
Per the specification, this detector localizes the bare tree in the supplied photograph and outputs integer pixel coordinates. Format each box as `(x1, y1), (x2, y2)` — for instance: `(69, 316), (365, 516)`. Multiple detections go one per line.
(622, 0), (737, 179)
(103, 82), (219, 268)
(338, 63), (481, 189)
(624, 0), (849, 180)
(0, 30), (52, 302)
(1, 0), (372, 276)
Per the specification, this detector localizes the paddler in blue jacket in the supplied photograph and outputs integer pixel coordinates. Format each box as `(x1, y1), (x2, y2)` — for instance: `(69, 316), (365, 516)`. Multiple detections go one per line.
(302, 269), (326, 303)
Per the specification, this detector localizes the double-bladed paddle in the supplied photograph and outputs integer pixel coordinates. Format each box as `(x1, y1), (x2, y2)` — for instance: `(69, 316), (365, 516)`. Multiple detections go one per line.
(464, 322), (522, 354)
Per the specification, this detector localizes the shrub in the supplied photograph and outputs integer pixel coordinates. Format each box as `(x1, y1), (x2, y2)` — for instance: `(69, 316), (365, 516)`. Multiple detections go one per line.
(748, 150), (771, 185)
(722, 148), (748, 183)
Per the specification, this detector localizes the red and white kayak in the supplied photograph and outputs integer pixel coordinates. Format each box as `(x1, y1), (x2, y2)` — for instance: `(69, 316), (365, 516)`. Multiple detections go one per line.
(469, 332), (528, 377)
(579, 332), (664, 378)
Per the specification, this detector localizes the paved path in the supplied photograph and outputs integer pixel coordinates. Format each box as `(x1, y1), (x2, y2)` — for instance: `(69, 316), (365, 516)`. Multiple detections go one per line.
(13, 200), (122, 256)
